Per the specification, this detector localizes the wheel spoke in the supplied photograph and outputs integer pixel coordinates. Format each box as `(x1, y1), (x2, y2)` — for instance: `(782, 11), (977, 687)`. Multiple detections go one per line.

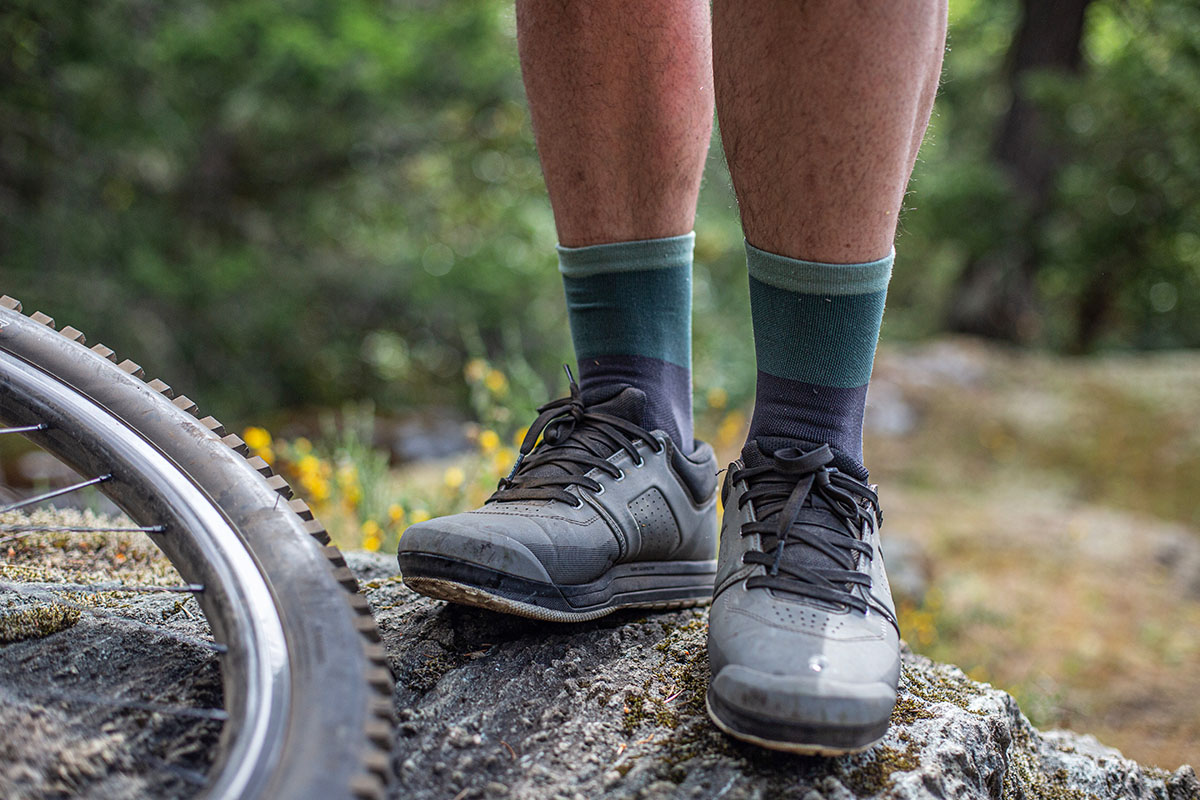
(0, 423), (49, 435)
(0, 474), (112, 514)
(8, 686), (229, 722)
(4, 587), (227, 653)
(0, 579), (204, 595)
(0, 524), (165, 546)
(144, 758), (210, 787)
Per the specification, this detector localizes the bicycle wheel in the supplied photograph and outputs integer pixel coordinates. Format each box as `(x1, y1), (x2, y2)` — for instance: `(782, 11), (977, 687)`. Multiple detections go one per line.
(0, 296), (393, 800)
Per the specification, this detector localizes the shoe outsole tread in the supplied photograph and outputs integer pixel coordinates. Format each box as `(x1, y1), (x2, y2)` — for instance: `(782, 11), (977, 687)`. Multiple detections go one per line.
(404, 576), (708, 622)
(704, 688), (888, 756)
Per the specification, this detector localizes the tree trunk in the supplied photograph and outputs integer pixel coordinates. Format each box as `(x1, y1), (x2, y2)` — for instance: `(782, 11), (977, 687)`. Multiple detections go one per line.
(945, 0), (1094, 342)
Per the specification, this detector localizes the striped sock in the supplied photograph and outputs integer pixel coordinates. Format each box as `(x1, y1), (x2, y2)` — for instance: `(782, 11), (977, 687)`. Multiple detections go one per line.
(559, 233), (694, 452)
(744, 241), (894, 479)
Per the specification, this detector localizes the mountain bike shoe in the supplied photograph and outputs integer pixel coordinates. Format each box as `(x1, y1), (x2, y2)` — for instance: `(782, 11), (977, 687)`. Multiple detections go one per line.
(706, 438), (900, 754)
(397, 379), (719, 622)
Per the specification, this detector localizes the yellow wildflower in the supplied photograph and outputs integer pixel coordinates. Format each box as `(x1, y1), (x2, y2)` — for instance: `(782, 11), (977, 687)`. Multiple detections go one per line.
(484, 368), (508, 395)
(716, 410), (748, 449)
(478, 429), (501, 454)
(336, 463), (358, 487)
(243, 426), (271, 451)
(512, 427), (528, 447)
(388, 504), (405, 524)
(297, 454), (321, 477)
(361, 519), (381, 537)
(706, 387), (728, 410)
(362, 534), (382, 552)
(411, 508), (431, 524)
(444, 466), (465, 489)
(293, 437), (313, 455)
(303, 475), (331, 503)
(464, 358), (488, 383)
(492, 447), (515, 476)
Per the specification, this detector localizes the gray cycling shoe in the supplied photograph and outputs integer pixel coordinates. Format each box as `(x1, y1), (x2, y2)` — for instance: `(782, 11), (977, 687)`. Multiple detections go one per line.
(706, 438), (900, 754)
(397, 378), (719, 622)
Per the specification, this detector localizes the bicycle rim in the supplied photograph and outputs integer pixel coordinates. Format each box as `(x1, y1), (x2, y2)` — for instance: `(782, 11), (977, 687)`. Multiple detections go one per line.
(0, 297), (393, 800)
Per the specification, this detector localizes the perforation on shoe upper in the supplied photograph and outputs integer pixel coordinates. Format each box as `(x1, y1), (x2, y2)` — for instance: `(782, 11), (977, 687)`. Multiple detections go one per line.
(628, 487), (681, 559)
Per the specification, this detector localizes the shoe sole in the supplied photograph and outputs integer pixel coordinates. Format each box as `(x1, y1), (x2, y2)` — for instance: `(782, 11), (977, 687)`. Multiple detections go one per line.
(705, 688), (888, 756)
(397, 552), (717, 623)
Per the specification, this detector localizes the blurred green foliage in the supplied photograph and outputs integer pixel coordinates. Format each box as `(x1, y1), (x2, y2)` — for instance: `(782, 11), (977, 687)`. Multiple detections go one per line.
(895, 0), (1200, 350)
(1, 0), (1197, 424)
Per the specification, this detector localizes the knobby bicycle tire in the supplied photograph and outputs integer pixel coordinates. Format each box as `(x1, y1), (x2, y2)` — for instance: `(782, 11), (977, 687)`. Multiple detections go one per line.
(0, 296), (394, 800)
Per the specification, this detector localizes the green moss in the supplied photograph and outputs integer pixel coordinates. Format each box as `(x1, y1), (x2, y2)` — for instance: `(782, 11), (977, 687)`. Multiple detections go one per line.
(362, 575), (406, 591)
(0, 604), (81, 643)
(619, 614), (712, 739)
(901, 661), (987, 715)
(404, 650), (468, 693)
(622, 694), (647, 733)
(1001, 723), (1097, 800)
(890, 693), (937, 725)
(842, 742), (922, 795)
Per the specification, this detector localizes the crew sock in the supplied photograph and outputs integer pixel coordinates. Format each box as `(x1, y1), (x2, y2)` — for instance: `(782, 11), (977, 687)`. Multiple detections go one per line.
(744, 240), (893, 479)
(559, 233), (694, 452)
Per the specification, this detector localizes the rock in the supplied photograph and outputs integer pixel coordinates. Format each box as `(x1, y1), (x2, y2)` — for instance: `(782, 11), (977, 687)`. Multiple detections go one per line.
(350, 552), (1198, 800)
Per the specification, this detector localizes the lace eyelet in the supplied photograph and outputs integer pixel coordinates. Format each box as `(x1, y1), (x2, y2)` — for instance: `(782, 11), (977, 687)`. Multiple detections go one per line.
(633, 456), (645, 468)
(614, 469), (625, 482)
(572, 497), (584, 509)
(593, 483), (605, 496)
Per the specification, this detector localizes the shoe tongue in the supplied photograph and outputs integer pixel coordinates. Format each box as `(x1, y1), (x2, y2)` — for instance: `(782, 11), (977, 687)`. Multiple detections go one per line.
(740, 437), (849, 578)
(743, 436), (868, 481)
(740, 436), (791, 469)
(580, 384), (648, 427)
(516, 385), (648, 482)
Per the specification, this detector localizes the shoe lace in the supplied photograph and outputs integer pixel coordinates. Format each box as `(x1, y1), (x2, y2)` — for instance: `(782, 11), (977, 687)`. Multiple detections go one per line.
(732, 444), (883, 615)
(489, 368), (661, 507)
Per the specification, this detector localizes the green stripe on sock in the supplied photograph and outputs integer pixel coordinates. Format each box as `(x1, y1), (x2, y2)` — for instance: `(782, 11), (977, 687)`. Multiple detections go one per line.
(562, 269), (691, 369)
(747, 241), (893, 389)
(559, 234), (693, 370)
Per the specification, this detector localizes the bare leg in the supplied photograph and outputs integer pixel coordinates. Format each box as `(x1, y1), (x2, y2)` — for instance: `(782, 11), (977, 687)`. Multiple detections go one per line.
(516, 0), (714, 247)
(714, 0), (947, 262)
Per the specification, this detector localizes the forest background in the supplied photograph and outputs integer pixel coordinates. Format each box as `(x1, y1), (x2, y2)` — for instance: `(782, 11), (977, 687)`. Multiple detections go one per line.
(2, 0), (1197, 423)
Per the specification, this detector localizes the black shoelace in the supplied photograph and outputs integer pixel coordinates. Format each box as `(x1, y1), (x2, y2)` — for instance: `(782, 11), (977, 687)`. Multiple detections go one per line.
(733, 444), (885, 616)
(489, 370), (660, 507)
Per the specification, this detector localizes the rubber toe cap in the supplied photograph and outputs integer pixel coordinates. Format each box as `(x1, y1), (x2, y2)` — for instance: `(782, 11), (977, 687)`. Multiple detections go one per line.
(397, 517), (554, 584)
(710, 664), (897, 730)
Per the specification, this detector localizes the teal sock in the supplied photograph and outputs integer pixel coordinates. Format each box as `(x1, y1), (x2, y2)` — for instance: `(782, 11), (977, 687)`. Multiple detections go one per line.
(744, 240), (893, 478)
(559, 233), (694, 452)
